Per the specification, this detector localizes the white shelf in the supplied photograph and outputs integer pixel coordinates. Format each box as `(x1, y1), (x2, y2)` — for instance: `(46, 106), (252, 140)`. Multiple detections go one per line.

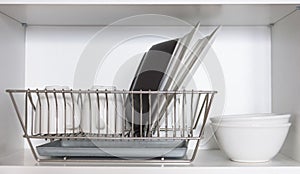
(0, 0), (300, 5)
(0, 4), (298, 26)
(0, 149), (299, 174)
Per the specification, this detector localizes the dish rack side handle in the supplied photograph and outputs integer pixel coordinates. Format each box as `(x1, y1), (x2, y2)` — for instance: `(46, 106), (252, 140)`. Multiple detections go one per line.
(6, 90), (39, 161)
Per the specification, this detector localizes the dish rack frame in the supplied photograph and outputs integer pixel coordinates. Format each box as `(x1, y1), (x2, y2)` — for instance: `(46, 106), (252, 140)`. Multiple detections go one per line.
(6, 88), (216, 163)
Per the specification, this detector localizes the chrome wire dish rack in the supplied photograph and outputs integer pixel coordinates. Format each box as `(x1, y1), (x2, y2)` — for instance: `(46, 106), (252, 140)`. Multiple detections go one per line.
(6, 88), (216, 163)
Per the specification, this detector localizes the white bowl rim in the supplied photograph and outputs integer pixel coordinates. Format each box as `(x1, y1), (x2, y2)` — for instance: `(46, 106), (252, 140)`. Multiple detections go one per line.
(45, 86), (70, 90)
(210, 113), (291, 122)
(91, 85), (117, 90)
(210, 122), (291, 128)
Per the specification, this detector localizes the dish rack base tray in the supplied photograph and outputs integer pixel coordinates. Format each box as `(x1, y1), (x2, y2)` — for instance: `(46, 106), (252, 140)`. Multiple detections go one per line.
(37, 140), (187, 158)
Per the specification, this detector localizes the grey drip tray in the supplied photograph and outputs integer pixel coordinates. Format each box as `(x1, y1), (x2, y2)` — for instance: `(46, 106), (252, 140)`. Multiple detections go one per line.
(36, 139), (188, 158)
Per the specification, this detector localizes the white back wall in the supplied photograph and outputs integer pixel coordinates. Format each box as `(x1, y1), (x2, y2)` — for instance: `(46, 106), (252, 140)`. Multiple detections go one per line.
(25, 25), (271, 148)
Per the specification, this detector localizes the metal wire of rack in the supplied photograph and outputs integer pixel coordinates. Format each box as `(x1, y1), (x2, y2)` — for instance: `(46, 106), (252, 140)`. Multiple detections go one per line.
(6, 88), (216, 163)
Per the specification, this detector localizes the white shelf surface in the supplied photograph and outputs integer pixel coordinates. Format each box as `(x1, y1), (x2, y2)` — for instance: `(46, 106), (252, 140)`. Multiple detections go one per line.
(0, 149), (300, 173)
(0, 4), (298, 26)
(0, 0), (300, 5)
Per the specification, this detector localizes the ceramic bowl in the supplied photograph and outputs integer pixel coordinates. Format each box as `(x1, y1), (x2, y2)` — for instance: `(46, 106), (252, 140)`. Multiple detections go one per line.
(211, 122), (291, 162)
(210, 113), (290, 125)
(34, 86), (81, 134)
(81, 86), (123, 135)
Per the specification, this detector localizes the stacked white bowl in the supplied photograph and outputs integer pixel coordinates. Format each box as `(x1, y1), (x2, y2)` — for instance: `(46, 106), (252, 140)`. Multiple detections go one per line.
(210, 113), (291, 162)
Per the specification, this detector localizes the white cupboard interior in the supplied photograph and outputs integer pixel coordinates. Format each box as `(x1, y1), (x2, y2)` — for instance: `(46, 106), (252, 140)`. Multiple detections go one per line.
(0, 3), (300, 172)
